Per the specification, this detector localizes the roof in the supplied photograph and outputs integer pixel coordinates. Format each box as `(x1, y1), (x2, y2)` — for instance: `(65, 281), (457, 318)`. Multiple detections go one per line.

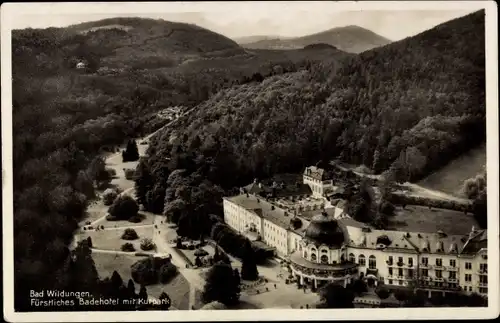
(461, 229), (487, 254)
(243, 181), (312, 199)
(303, 165), (336, 181)
(226, 194), (293, 228)
(290, 251), (358, 270)
(341, 217), (472, 255)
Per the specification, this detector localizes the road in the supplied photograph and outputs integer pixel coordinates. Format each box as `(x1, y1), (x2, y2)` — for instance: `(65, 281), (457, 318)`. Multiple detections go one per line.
(332, 162), (471, 205)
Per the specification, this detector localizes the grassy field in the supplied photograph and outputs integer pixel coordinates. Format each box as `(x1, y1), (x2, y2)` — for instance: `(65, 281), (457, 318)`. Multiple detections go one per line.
(92, 252), (191, 310)
(417, 144), (486, 197)
(81, 226), (154, 251)
(92, 252), (140, 281)
(387, 205), (478, 235)
(146, 274), (191, 310)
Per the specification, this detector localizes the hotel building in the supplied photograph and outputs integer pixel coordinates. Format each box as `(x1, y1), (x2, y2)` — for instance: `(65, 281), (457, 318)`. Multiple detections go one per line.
(222, 166), (488, 297)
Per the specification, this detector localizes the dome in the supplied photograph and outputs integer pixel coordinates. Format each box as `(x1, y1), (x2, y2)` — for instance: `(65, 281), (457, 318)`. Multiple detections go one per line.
(304, 211), (345, 247)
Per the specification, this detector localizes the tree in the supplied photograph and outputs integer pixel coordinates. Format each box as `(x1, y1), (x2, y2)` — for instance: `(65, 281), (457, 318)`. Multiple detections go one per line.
(88, 156), (112, 187)
(349, 279), (368, 295)
(202, 262), (240, 306)
(241, 240), (259, 281)
(86, 236), (93, 248)
(158, 292), (172, 310)
(103, 188), (119, 206)
(111, 270), (124, 290)
(138, 285), (148, 303)
(473, 190), (487, 229)
(233, 268), (241, 288)
(318, 283), (355, 308)
(375, 287), (391, 299)
(122, 140), (140, 162)
(108, 195), (139, 220)
(127, 279), (136, 298)
(134, 159), (153, 207)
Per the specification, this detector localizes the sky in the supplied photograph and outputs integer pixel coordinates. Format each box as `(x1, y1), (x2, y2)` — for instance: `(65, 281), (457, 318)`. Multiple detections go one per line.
(5, 2), (480, 41)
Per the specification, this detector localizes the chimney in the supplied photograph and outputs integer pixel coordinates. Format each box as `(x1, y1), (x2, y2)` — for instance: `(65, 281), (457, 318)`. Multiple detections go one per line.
(258, 183), (262, 188)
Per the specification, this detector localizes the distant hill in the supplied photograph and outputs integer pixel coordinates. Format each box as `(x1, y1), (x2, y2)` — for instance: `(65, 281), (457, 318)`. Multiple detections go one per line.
(241, 25), (391, 53)
(234, 35), (290, 44)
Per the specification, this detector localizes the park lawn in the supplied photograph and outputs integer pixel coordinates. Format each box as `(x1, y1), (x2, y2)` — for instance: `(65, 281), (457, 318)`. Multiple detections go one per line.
(146, 273), (191, 310)
(81, 226), (154, 251)
(418, 144), (485, 197)
(387, 205), (478, 235)
(93, 212), (155, 228)
(92, 252), (140, 281)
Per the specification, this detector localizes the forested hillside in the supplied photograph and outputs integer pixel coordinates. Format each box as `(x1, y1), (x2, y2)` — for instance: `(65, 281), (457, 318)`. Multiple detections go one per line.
(138, 11), (485, 238)
(12, 17), (348, 311)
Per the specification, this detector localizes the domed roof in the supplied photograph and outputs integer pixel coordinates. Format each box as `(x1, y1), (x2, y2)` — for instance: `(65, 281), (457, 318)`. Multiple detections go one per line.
(304, 211), (345, 247)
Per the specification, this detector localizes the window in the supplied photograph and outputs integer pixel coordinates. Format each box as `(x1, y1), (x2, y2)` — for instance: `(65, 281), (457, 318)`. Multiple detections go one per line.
(436, 259), (442, 267)
(465, 274), (472, 282)
(450, 259), (456, 267)
(311, 253), (317, 262)
(321, 255), (329, 264)
(408, 269), (414, 278)
(408, 258), (413, 267)
(449, 271), (456, 279)
(388, 279), (393, 285)
(304, 251), (308, 259)
(422, 269), (428, 277)
(398, 257), (403, 264)
(422, 257), (428, 265)
(465, 262), (472, 270)
(479, 287), (488, 294)
(479, 275), (488, 284)
(388, 256), (393, 264)
(359, 255), (366, 266)
(469, 286), (473, 292)
(398, 268), (403, 277)
(480, 263), (487, 272)
(435, 270), (442, 278)
(369, 255), (377, 269)
(349, 253), (355, 263)
(389, 268), (393, 276)
(399, 280), (403, 286)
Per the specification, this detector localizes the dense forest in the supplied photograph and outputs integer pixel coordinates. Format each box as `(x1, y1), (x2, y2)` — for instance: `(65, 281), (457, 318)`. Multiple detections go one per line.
(138, 11), (486, 238)
(12, 18), (347, 311)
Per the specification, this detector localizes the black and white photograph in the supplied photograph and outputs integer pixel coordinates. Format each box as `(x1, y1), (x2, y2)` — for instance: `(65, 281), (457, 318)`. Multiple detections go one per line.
(2, 1), (499, 321)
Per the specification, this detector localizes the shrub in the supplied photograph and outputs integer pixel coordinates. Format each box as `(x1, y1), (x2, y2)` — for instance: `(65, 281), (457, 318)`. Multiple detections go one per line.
(103, 188), (119, 206)
(375, 287), (391, 300)
(140, 238), (156, 251)
(128, 213), (145, 223)
(131, 256), (174, 285)
(159, 263), (178, 283)
(379, 200), (396, 216)
(122, 228), (139, 240)
(105, 215), (117, 221)
(121, 243), (135, 252)
(108, 195), (139, 220)
(124, 168), (136, 180)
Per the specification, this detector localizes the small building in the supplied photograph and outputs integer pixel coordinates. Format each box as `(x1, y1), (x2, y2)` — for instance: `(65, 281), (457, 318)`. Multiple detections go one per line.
(76, 61), (87, 69)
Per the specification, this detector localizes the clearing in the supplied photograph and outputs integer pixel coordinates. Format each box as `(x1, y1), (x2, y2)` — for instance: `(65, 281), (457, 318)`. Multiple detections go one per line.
(387, 205), (478, 235)
(417, 144), (486, 197)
